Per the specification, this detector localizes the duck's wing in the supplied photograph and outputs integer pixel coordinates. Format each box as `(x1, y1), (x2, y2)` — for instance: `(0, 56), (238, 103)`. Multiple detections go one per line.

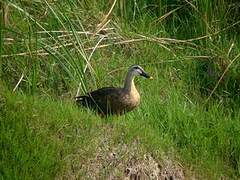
(75, 87), (122, 113)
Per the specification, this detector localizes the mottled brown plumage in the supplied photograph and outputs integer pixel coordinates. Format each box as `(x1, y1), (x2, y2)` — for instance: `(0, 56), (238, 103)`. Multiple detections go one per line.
(75, 65), (152, 116)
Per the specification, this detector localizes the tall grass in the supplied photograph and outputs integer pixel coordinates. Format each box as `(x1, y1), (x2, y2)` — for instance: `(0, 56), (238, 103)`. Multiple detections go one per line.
(2, 0), (240, 98)
(2, 0), (100, 95)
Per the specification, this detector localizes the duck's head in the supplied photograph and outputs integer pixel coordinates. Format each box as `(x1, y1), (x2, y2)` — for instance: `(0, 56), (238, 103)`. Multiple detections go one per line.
(129, 65), (153, 79)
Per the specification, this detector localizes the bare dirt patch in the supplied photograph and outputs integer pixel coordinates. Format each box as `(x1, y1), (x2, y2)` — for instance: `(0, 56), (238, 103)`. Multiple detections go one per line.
(57, 126), (194, 180)
(86, 138), (185, 180)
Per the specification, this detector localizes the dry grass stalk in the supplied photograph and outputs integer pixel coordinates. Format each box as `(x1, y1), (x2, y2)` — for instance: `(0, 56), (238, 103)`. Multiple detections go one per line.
(13, 73), (24, 92)
(94, 0), (117, 36)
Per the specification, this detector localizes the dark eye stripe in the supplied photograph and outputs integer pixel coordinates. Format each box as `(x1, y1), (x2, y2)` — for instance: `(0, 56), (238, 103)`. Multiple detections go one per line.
(133, 66), (140, 69)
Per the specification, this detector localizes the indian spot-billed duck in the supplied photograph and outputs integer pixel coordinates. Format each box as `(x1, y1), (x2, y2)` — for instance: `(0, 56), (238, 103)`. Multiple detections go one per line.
(75, 65), (153, 116)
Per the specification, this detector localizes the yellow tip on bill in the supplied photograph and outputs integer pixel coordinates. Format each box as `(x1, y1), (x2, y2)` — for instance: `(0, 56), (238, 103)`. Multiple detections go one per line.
(149, 76), (153, 80)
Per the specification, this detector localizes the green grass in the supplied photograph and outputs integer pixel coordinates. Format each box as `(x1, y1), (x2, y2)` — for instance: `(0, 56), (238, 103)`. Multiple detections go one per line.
(1, 0), (240, 179)
(0, 91), (98, 179)
(1, 80), (240, 179)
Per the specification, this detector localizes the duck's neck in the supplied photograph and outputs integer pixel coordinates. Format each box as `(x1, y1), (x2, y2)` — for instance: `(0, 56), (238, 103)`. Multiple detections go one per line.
(123, 71), (136, 92)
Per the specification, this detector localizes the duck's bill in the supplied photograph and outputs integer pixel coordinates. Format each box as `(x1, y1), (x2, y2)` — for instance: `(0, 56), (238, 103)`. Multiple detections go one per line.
(141, 71), (153, 79)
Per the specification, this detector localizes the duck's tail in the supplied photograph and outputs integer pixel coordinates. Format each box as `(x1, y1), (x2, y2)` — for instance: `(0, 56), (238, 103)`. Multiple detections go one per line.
(75, 95), (92, 107)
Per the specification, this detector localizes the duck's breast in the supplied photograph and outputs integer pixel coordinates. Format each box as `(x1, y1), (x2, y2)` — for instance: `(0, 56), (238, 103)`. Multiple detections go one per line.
(121, 88), (140, 111)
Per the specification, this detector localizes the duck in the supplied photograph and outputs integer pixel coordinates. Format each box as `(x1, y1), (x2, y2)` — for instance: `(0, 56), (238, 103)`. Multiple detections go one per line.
(75, 65), (153, 116)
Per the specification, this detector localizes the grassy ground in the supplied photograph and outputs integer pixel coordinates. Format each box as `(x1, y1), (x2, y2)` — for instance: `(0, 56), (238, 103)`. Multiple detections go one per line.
(1, 0), (240, 179)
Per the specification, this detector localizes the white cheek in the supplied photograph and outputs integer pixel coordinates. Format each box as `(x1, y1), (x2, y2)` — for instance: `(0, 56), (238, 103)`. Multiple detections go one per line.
(136, 69), (142, 75)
